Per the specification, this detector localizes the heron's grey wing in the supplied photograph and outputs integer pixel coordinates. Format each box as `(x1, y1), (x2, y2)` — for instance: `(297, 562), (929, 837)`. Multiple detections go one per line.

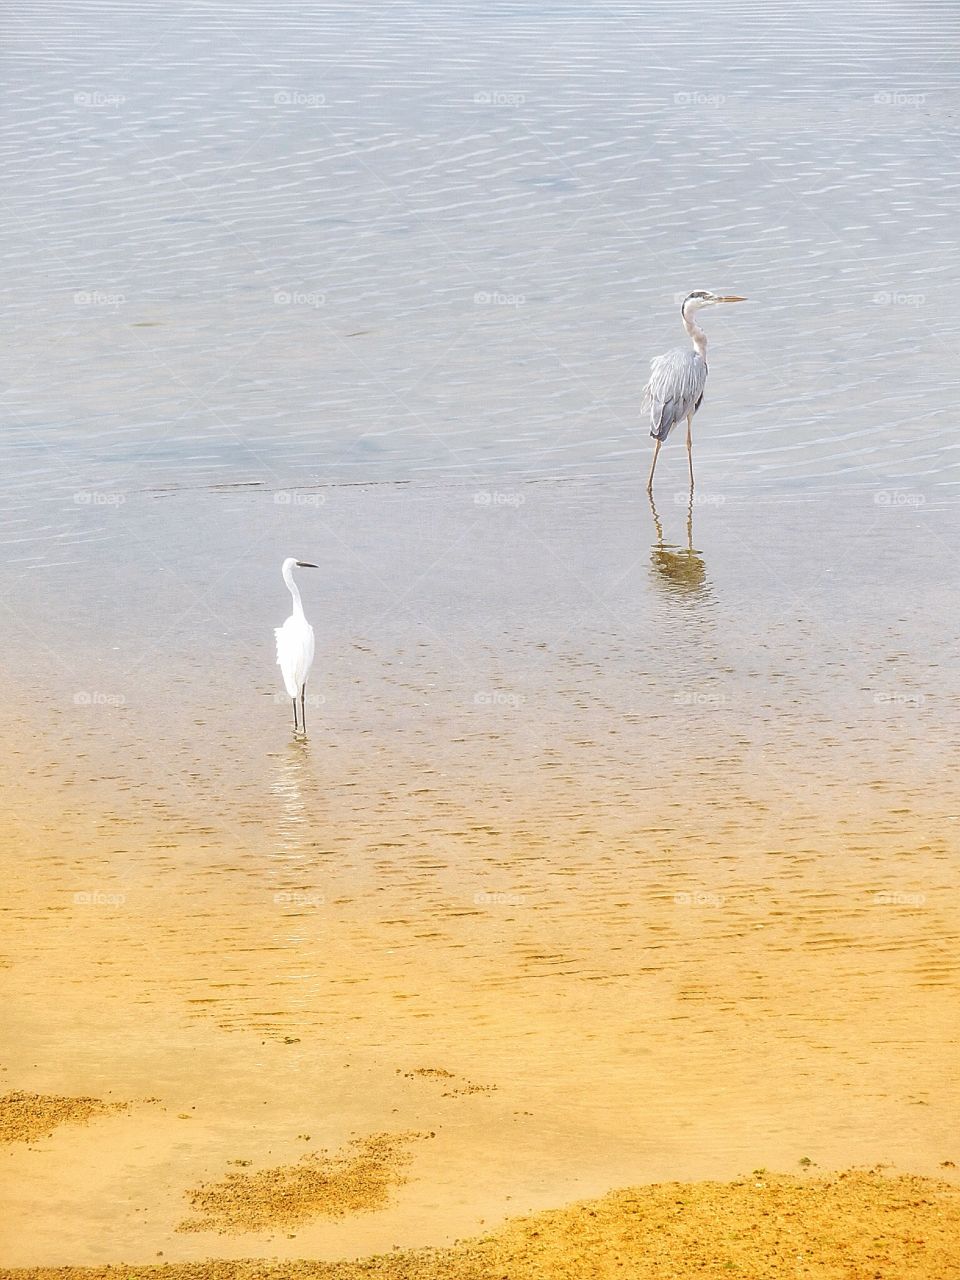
(642, 349), (707, 441)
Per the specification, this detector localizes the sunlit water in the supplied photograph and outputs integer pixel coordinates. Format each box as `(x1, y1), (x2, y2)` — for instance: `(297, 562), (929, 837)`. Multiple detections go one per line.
(1, 0), (959, 1267)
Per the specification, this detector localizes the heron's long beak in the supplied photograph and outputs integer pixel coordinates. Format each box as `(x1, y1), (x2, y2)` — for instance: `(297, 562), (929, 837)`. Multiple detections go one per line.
(296, 561), (319, 568)
(719, 295), (747, 303)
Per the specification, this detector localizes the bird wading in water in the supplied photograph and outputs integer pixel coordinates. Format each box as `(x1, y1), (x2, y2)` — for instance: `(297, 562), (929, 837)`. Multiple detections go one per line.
(642, 291), (746, 493)
(275, 557), (318, 733)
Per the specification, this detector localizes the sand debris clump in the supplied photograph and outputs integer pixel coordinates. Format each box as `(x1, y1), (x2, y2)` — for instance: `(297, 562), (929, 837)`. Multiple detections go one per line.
(403, 1066), (496, 1096)
(178, 1130), (428, 1234)
(0, 1091), (128, 1144)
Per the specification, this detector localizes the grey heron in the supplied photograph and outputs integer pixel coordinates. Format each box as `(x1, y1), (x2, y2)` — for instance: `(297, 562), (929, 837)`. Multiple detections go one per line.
(642, 291), (746, 493)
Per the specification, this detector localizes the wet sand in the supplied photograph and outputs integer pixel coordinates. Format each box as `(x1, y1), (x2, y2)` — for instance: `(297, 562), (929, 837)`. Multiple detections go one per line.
(5, 1169), (960, 1279)
(1, 486), (959, 1271)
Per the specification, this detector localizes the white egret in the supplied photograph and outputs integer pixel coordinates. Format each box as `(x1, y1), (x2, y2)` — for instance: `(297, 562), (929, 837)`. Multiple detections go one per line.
(642, 290), (746, 493)
(275, 557), (318, 733)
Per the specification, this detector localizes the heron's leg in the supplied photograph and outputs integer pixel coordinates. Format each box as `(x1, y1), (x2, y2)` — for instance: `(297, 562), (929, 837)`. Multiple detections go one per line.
(686, 414), (694, 489)
(292, 697), (298, 731)
(647, 489), (664, 545)
(646, 439), (662, 493)
(686, 490), (694, 550)
(300, 686), (307, 734)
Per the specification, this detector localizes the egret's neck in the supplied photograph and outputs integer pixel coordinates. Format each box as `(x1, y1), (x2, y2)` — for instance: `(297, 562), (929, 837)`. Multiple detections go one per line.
(283, 566), (305, 618)
(682, 305), (708, 359)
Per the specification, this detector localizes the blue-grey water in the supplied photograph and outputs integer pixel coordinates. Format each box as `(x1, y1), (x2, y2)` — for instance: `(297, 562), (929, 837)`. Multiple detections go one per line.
(2, 0), (960, 510)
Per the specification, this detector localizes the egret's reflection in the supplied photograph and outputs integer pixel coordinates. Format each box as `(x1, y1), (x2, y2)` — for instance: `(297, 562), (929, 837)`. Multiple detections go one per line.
(269, 740), (323, 1017)
(648, 490), (711, 597)
(271, 737), (311, 861)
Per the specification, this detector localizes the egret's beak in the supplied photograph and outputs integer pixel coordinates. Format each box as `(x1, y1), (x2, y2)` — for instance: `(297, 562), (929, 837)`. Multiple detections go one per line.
(296, 561), (319, 568)
(719, 295), (747, 303)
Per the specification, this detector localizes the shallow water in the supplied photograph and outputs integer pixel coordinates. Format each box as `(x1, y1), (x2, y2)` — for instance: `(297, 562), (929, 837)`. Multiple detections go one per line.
(1, 0), (959, 1267)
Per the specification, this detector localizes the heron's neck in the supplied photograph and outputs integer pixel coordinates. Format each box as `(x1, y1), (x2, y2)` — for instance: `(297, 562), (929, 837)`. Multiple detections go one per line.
(682, 306), (708, 359)
(284, 570), (305, 618)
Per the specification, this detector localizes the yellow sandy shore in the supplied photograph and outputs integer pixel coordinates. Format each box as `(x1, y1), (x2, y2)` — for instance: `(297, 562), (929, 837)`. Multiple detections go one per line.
(6, 1169), (960, 1280)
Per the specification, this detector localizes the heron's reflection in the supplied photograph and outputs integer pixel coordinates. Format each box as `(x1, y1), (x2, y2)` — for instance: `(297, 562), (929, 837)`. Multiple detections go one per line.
(648, 490), (711, 598)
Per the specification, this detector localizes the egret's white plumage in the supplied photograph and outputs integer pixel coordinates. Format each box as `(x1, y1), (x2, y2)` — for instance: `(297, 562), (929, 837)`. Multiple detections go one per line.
(643, 290), (746, 492)
(275, 557), (317, 732)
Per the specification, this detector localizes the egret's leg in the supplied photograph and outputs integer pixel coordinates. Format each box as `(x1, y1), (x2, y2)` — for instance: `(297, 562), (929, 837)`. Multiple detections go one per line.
(292, 697), (298, 731)
(686, 415), (694, 489)
(646, 439), (662, 493)
(300, 686), (307, 734)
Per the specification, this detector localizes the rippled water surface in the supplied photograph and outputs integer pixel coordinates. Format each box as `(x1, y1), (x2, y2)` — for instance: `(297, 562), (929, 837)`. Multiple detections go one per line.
(1, 0), (959, 1267)
(3, 0), (960, 504)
